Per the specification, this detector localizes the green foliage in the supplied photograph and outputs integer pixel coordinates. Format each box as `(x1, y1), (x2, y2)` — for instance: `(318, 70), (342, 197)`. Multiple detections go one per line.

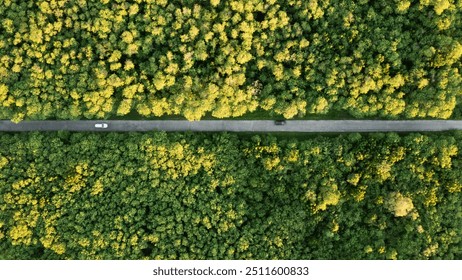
(0, 1), (461, 121)
(0, 131), (461, 259)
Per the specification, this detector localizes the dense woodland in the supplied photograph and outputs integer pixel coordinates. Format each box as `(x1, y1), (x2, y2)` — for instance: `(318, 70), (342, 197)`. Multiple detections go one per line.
(1, 0), (462, 121)
(0, 131), (461, 259)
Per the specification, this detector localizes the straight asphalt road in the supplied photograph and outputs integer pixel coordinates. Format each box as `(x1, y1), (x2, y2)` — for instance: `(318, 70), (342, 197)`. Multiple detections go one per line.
(1, 120), (462, 132)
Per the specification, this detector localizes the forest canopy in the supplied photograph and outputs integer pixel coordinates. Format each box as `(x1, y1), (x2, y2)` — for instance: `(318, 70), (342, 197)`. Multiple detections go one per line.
(0, 0), (462, 121)
(0, 131), (461, 259)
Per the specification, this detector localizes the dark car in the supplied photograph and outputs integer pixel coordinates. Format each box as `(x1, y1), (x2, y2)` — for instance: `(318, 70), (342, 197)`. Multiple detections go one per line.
(274, 120), (286, 125)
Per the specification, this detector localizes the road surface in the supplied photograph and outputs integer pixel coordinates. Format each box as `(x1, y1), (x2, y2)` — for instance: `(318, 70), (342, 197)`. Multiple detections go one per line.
(1, 120), (461, 132)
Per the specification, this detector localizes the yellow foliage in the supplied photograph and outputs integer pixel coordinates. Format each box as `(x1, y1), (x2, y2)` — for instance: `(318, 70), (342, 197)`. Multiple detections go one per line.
(433, 0), (450, 15)
(376, 161), (392, 181)
(436, 17), (452, 30)
(117, 99), (132, 115)
(446, 183), (462, 193)
(315, 188), (340, 211)
(130, 235), (139, 246)
(286, 149), (299, 162)
(281, 103), (299, 119)
(126, 43), (139, 55)
(315, 184), (340, 212)
(2, 19), (14, 33)
(236, 51), (252, 64)
(110, 62), (121, 71)
(137, 104), (151, 116)
(0, 156), (9, 169)
(12, 64), (21, 73)
(10, 224), (32, 245)
(0, 83), (8, 102)
(272, 64), (284, 81)
(274, 236), (283, 248)
(300, 38), (310, 48)
(387, 249), (398, 260)
(423, 243), (439, 258)
(40, 235), (54, 249)
(260, 96), (276, 111)
(64, 164), (89, 193)
(378, 246), (386, 254)
(52, 243), (66, 255)
(312, 97), (329, 113)
(91, 179), (104, 196)
(417, 78), (429, 89)
(29, 29), (43, 44)
(397, 1), (411, 12)
(122, 85), (138, 99)
(385, 192), (414, 217)
(347, 173), (361, 186)
(238, 238), (250, 252)
(331, 221), (339, 233)
(78, 238), (90, 248)
(423, 187), (438, 207)
(124, 60), (135, 71)
(189, 26), (200, 40)
(165, 63), (179, 75)
(202, 217), (212, 229)
(108, 50), (122, 63)
(129, 4), (139, 15)
(11, 113), (25, 123)
(435, 144), (458, 168)
(212, 102), (232, 118)
(364, 246), (373, 253)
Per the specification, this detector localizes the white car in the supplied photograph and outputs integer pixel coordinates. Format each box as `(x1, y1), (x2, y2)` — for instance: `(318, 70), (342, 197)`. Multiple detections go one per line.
(95, 123), (108, 128)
